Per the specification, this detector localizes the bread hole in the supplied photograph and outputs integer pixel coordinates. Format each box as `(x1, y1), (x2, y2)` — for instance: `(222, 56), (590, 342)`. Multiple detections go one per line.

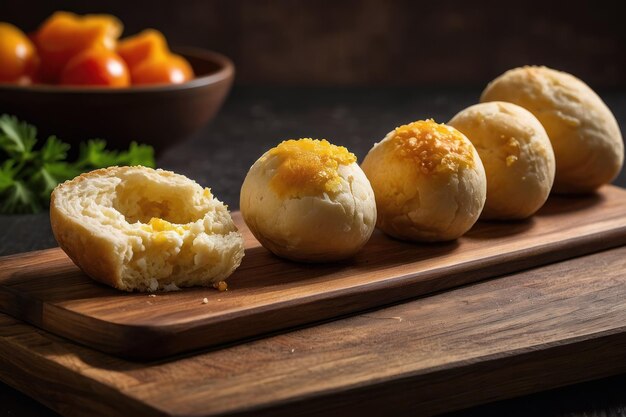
(112, 175), (201, 224)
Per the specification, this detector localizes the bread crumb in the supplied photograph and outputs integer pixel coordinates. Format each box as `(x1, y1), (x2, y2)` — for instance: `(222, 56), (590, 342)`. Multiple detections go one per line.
(202, 297), (209, 304)
(505, 155), (518, 166)
(213, 281), (228, 292)
(148, 294), (157, 298)
(291, 348), (295, 353)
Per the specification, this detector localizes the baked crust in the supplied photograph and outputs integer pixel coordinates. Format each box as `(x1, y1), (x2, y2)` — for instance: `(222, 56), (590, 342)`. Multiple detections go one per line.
(481, 66), (624, 194)
(240, 140), (377, 262)
(51, 168), (124, 288)
(449, 101), (556, 220)
(361, 120), (487, 242)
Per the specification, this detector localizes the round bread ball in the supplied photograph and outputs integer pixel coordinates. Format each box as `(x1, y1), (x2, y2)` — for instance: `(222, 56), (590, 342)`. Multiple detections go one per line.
(481, 66), (624, 193)
(361, 120), (486, 241)
(50, 166), (245, 292)
(240, 138), (377, 262)
(449, 101), (556, 219)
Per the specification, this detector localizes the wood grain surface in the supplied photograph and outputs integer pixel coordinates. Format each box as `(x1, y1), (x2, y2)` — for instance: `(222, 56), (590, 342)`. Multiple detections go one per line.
(2, 244), (626, 417)
(2, 186), (626, 360)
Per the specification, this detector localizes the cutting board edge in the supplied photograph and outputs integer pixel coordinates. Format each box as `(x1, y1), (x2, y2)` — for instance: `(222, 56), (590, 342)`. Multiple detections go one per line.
(219, 325), (626, 417)
(0, 317), (171, 417)
(25, 224), (626, 360)
(2, 186), (626, 360)
(3, 314), (626, 417)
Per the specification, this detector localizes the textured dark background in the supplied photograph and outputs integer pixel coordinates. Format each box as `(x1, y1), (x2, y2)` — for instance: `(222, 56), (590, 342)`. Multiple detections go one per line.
(1, 0), (625, 86)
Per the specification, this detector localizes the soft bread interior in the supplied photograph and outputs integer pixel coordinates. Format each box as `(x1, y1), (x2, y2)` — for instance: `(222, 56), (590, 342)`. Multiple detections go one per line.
(51, 167), (245, 292)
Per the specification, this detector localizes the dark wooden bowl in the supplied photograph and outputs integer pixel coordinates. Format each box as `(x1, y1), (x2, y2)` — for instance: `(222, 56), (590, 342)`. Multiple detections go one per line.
(0, 47), (234, 154)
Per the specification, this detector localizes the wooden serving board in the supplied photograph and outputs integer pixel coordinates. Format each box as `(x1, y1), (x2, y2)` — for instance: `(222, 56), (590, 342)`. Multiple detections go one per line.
(2, 186), (626, 360)
(2, 245), (626, 417)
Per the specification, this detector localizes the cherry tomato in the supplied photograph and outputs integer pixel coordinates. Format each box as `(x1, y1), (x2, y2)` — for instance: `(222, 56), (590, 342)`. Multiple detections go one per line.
(0, 22), (39, 83)
(117, 29), (168, 70)
(60, 48), (130, 87)
(131, 54), (194, 85)
(34, 11), (122, 83)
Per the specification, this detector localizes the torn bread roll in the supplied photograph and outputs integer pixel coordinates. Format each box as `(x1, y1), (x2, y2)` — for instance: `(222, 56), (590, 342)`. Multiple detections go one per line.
(361, 119), (486, 241)
(50, 166), (244, 292)
(240, 138), (376, 262)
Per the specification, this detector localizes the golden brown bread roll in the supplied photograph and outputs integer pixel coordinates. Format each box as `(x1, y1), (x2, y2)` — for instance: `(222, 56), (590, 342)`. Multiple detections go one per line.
(449, 101), (555, 219)
(481, 66), (624, 194)
(361, 120), (486, 241)
(240, 138), (376, 262)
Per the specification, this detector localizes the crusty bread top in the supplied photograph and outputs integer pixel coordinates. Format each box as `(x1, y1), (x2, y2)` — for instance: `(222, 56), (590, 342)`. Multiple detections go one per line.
(240, 140), (376, 262)
(480, 66), (624, 193)
(361, 121), (486, 241)
(449, 101), (555, 219)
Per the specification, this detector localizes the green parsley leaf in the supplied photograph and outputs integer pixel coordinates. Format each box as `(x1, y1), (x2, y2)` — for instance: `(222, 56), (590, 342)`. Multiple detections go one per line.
(0, 114), (37, 159)
(44, 161), (81, 183)
(119, 142), (156, 167)
(0, 161), (17, 193)
(0, 180), (40, 214)
(76, 139), (121, 168)
(41, 135), (70, 163)
(0, 114), (156, 214)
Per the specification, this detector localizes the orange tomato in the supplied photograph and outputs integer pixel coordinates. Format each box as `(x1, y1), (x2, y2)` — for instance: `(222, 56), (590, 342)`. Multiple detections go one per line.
(117, 29), (168, 70)
(0, 22), (39, 83)
(131, 54), (194, 85)
(34, 11), (122, 83)
(60, 48), (130, 87)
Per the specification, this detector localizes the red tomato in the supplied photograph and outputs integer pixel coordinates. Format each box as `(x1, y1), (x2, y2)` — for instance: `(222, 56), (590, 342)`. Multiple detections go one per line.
(60, 48), (130, 87)
(34, 11), (122, 83)
(0, 22), (39, 83)
(117, 29), (168, 70)
(131, 53), (194, 85)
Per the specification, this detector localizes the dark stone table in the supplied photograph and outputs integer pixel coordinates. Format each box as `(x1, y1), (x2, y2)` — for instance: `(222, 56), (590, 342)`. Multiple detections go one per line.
(1, 86), (625, 416)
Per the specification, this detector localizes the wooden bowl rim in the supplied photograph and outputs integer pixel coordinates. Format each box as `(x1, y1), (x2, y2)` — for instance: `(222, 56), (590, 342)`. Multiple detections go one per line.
(0, 46), (234, 94)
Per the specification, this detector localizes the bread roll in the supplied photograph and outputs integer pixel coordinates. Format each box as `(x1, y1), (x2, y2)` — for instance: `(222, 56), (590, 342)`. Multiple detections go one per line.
(361, 120), (486, 241)
(481, 66), (624, 193)
(50, 166), (244, 292)
(240, 138), (376, 262)
(449, 101), (555, 219)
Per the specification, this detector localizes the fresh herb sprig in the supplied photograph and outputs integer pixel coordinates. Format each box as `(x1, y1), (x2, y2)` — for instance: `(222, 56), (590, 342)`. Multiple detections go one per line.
(0, 114), (155, 214)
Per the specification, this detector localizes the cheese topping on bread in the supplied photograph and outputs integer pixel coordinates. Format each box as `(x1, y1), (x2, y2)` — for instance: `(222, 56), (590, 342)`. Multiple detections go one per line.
(390, 120), (475, 174)
(266, 138), (357, 198)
